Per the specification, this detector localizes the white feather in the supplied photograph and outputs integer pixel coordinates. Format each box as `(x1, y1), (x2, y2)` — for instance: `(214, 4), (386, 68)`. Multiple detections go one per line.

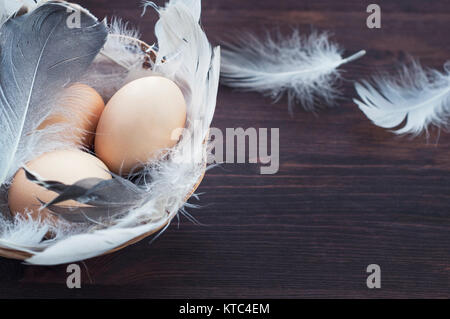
(26, 220), (169, 265)
(354, 60), (450, 136)
(0, 214), (50, 250)
(142, 0), (201, 22)
(151, 0), (217, 133)
(220, 30), (365, 111)
(0, 212), (74, 252)
(0, 0), (40, 26)
(0, 0), (19, 26)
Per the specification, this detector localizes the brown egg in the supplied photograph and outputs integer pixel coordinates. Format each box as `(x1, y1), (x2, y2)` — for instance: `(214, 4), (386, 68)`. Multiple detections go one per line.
(8, 149), (112, 223)
(38, 83), (105, 147)
(95, 76), (187, 175)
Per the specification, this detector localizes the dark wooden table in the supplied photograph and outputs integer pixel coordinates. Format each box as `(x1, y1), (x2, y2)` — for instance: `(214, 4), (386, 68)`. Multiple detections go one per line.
(1, 0), (449, 299)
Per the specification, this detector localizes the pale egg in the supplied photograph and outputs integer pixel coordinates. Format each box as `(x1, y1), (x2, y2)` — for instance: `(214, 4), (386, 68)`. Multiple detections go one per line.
(95, 76), (187, 175)
(38, 83), (105, 147)
(8, 149), (112, 223)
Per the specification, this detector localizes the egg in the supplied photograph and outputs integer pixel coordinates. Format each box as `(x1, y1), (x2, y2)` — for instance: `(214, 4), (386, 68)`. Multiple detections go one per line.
(8, 149), (112, 223)
(38, 83), (105, 147)
(95, 76), (187, 174)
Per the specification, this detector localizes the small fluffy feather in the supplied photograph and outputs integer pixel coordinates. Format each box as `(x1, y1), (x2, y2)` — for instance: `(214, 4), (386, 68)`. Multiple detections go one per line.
(0, 212), (73, 251)
(0, 214), (50, 250)
(354, 59), (450, 136)
(220, 30), (365, 111)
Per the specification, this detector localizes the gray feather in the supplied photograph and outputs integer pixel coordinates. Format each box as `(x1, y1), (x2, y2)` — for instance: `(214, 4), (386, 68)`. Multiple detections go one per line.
(24, 168), (147, 224)
(0, 1), (107, 185)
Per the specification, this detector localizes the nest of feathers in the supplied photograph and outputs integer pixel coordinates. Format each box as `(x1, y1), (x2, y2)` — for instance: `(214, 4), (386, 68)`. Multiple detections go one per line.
(0, 0), (220, 265)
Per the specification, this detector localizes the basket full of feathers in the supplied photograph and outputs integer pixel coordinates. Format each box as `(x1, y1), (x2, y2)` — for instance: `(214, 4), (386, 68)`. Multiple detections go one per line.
(0, 0), (220, 265)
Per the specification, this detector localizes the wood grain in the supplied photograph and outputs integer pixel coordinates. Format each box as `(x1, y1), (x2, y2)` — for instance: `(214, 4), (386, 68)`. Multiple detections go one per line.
(1, 0), (449, 299)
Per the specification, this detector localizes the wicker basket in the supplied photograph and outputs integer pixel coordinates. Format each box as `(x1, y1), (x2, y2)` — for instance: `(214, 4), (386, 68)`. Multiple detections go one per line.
(0, 34), (208, 262)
